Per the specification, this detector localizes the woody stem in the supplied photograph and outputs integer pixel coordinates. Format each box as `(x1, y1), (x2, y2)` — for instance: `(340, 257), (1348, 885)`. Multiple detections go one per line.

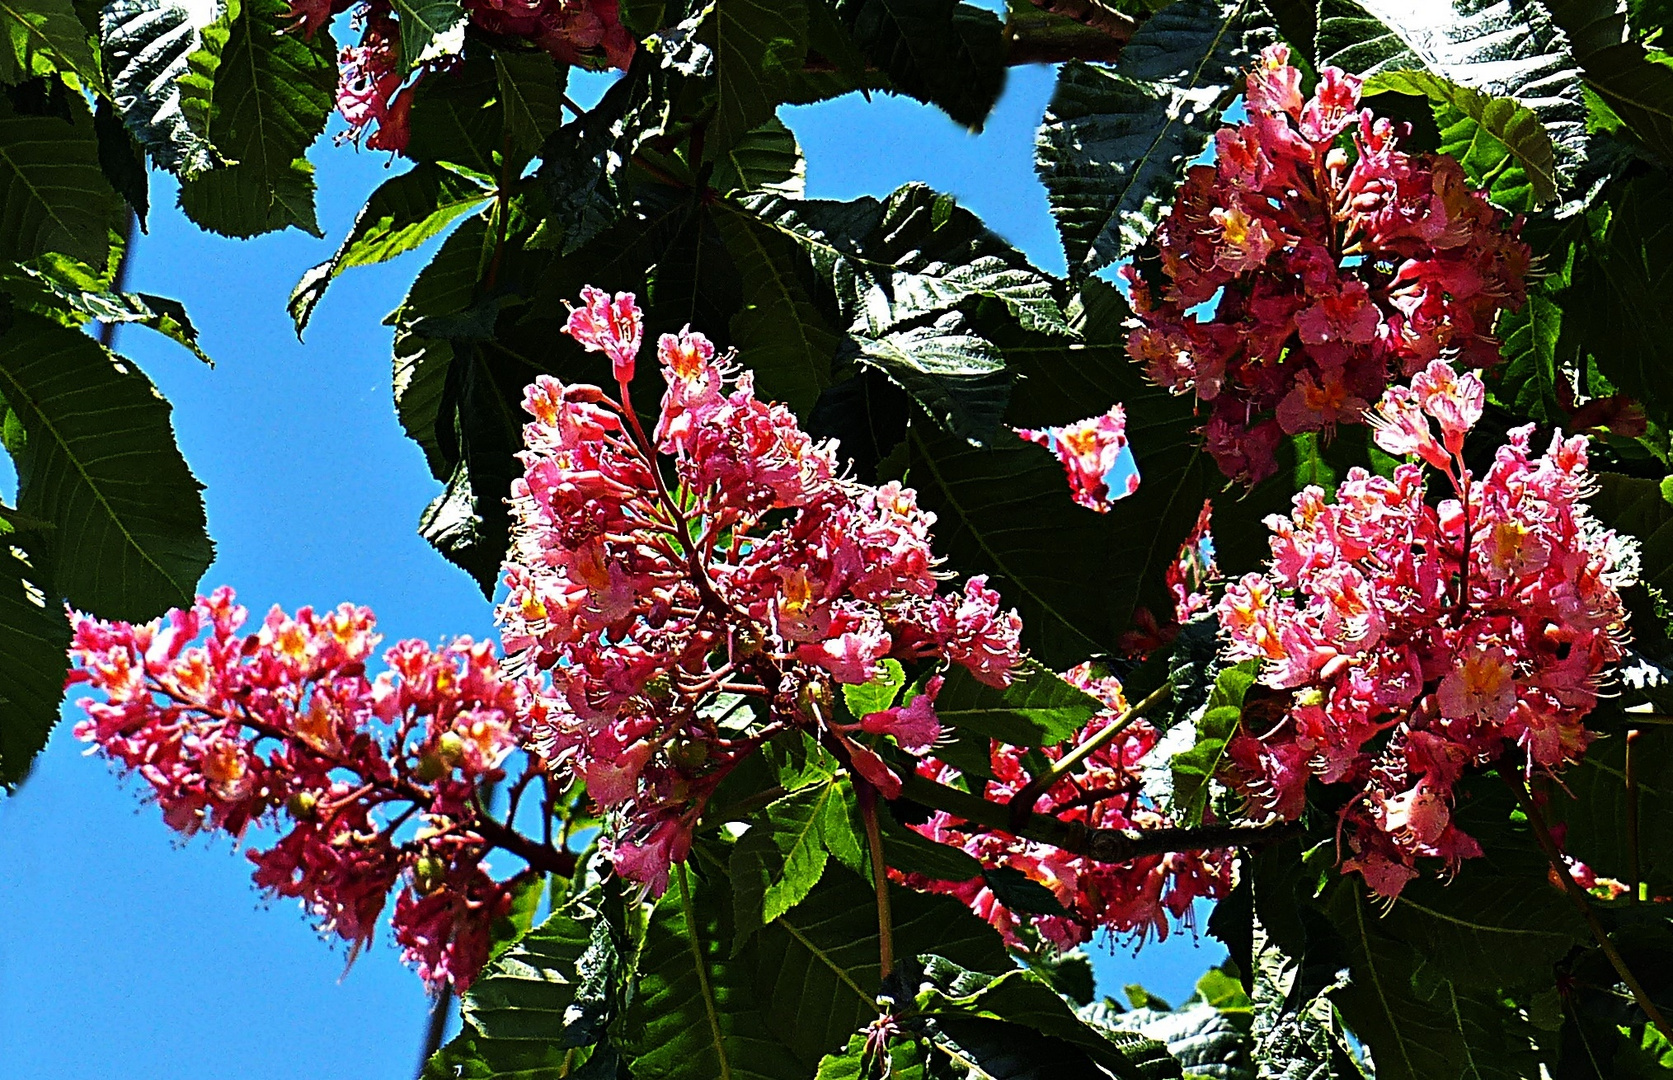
(1507, 772), (1673, 1045)
(856, 779), (895, 981)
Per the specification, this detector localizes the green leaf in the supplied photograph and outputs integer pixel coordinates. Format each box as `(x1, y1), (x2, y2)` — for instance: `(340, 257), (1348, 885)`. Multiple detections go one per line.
(623, 865), (808, 1080)
(1169, 661), (1255, 827)
(1036, 0), (1271, 279)
(1362, 70), (1558, 209)
(846, 309), (1010, 445)
(1097, 1000), (1251, 1080)
(711, 0), (808, 152)
(0, 310), (212, 619)
(878, 807), (986, 882)
(389, 215), (490, 481)
(713, 200), (839, 415)
(712, 116), (805, 198)
(0, 0), (101, 89)
(831, 0), (1006, 130)
(1316, 0), (1586, 187)
(1543, 0), (1673, 170)
(1553, 723), (1673, 892)
(0, 540), (71, 789)
(99, 0), (221, 174)
(176, 0), (335, 238)
(424, 893), (620, 1079)
(915, 958), (1176, 1080)
(0, 89), (123, 268)
(1323, 879), (1548, 1080)
(493, 47), (566, 164)
(391, 0), (466, 73)
(747, 863), (1015, 1071)
(729, 778), (858, 942)
(3, 264), (211, 364)
(289, 163), (492, 335)
(1493, 291), (1564, 423)
(1381, 873), (1586, 993)
(407, 46), (502, 177)
(932, 660), (1104, 748)
(842, 658), (907, 718)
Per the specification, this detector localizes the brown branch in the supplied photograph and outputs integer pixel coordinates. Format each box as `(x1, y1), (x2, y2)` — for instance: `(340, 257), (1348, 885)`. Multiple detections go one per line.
(1508, 772), (1673, 1045)
(897, 769), (1297, 864)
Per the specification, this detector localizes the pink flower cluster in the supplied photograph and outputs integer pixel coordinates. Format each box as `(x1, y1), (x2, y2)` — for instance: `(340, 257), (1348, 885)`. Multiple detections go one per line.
(67, 589), (531, 991)
(906, 665), (1233, 949)
(502, 288), (1024, 897)
(1217, 362), (1635, 896)
(1017, 406), (1140, 513)
(306, 0), (634, 151)
(1125, 44), (1530, 485)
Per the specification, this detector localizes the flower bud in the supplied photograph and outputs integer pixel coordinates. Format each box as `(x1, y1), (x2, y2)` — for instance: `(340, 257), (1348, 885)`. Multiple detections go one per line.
(436, 731), (465, 765)
(415, 753), (447, 782)
(798, 680), (833, 720)
(667, 739), (709, 770)
(286, 790), (318, 820)
(413, 855), (446, 895)
(643, 674), (674, 703)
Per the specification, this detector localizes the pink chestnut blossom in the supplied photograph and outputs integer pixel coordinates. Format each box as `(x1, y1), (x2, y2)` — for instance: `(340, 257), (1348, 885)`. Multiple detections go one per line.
(564, 286), (644, 384)
(1017, 405), (1141, 513)
(1124, 44), (1529, 485)
(1217, 365), (1636, 897)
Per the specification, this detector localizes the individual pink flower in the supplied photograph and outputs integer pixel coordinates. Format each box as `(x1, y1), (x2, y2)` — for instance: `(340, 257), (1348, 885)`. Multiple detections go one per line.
(857, 675), (943, 754)
(564, 286), (643, 384)
(1016, 405), (1140, 513)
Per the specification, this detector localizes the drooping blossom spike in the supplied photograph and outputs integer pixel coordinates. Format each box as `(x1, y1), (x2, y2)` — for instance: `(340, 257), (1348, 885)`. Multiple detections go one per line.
(904, 665), (1232, 949)
(1216, 368), (1636, 897)
(1017, 405), (1140, 513)
(500, 287), (1023, 896)
(1125, 44), (1529, 485)
(564, 286), (644, 384)
(68, 589), (533, 992)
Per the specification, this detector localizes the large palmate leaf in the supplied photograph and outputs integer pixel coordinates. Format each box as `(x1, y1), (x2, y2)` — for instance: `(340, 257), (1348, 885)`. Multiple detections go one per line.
(713, 201), (838, 415)
(1323, 879), (1549, 1080)
(748, 866), (1015, 1071)
(1553, 721), (1673, 892)
(1543, 0), (1673, 170)
(99, 0), (220, 174)
(1363, 69), (1559, 210)
(738, 183), (1065, 443)
(0, 540), (71, 789)
(830, 0), (1006, 129)
(622, 865), (808, 1080)
(0, 0), (102, 88)
(1316, 0), (1586, 187)
(1380, 873), (1586, 993)
(0, 89), (124, 268)
(1036, 0), (1271, 279)
(709, 0), (808, 152)
(728, 777), (863, 942)
(176, 0), (335, 237)
(289, 163), (492, 334)
(424, 895), (620, 1079)
(908, 279), (1282, 667)
(1561, 172), (1673, 423)
(0, 311), (212, 619)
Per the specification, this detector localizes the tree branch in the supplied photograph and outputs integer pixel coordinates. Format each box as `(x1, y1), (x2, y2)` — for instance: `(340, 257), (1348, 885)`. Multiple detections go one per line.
(897, 769), (1297, 863)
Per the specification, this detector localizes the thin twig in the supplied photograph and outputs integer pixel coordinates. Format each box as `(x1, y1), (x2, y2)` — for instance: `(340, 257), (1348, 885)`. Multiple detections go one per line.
(1507, 772), (1673, 1045)
(1627, 729), (1643, 900)
(1007, 684), (1170, 830)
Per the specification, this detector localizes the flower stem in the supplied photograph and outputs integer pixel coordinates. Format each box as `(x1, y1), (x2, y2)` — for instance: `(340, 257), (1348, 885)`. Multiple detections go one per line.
(855, 780), (895, 981)
(1627, 728), (1643, 901)
(1006, 684), (1170, 830)
(1507, 772), (1673, 1044)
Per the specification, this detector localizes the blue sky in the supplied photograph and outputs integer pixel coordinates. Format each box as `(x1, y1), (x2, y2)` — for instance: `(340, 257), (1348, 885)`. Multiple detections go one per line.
(0, 58), (1227, 1080)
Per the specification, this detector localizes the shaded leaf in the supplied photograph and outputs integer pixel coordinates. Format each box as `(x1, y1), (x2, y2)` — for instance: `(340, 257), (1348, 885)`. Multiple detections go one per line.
(0, 88), (123, 267)
(1169, 661), (1255, 827)
(176, 0), (336, 238)
(1036, 0), (1272, 279)
(0, 0), (102, 90)
(710, 0), (808, 151)
(1544, 0), (1673, 170)
(0, 540), (71, 789)
(392, 0), (466, 73)
(289, 162), (491, 335)
(494, 46), (566, 163)
(0, 310), (212, 619)
(832, 0), (1005, 129)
